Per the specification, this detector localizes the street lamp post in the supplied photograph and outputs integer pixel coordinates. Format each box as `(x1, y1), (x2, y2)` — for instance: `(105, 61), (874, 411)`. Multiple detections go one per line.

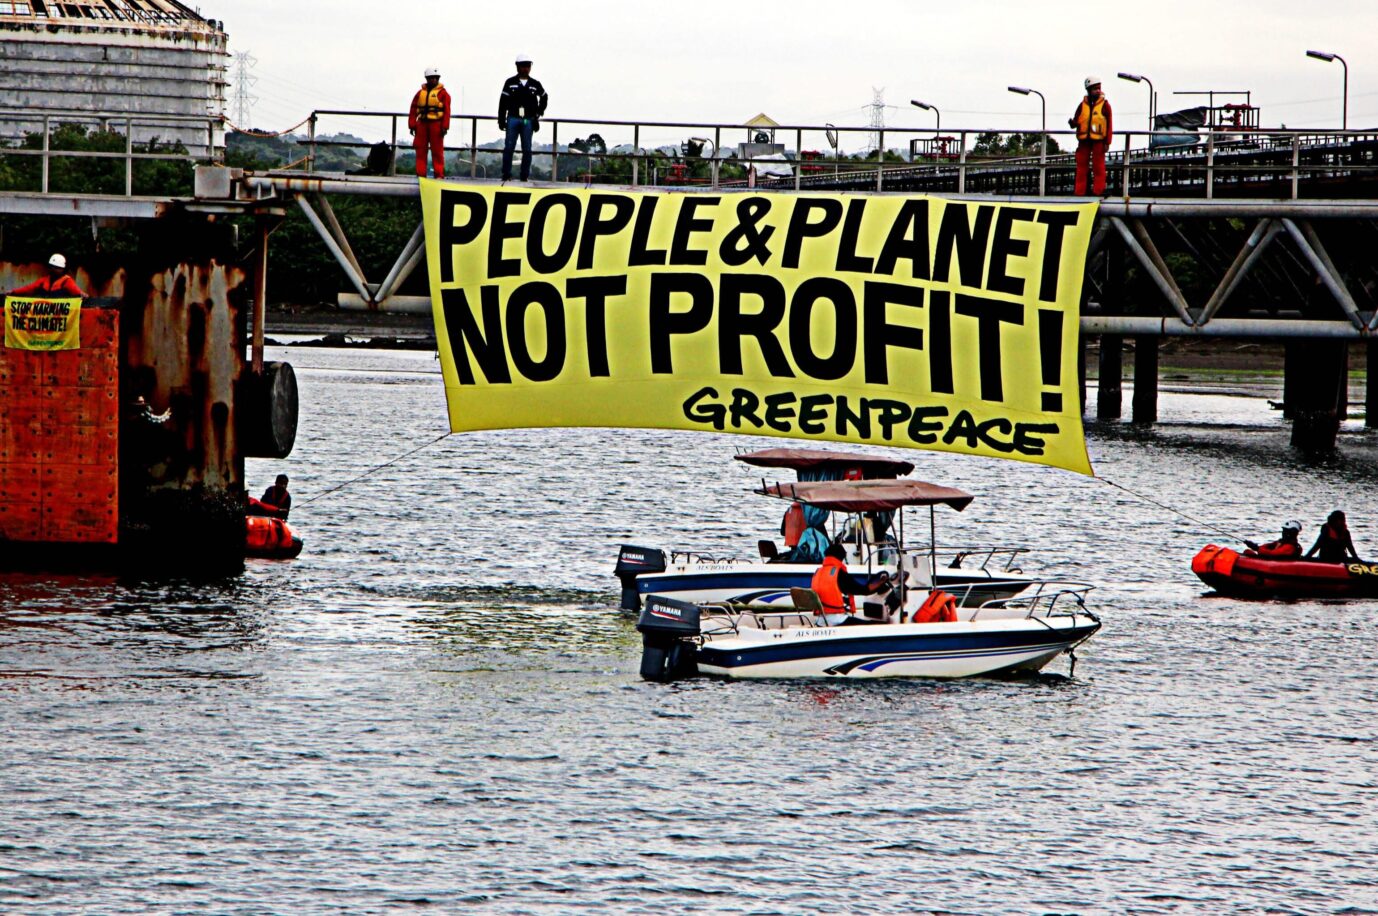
(910, 100), (940, 161)
(1008, 85), (1046, 194)
(1306, 50), (1348, 129)
(1118, 72), (1155, 141)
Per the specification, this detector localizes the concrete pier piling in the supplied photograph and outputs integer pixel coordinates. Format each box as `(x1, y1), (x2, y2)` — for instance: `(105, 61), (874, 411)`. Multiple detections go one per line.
(1097, 335), (1123, 420)
(1132, 336), (1159, 425)
(1367, 343), (1378, 429)
(1287, 339), (1349, 452)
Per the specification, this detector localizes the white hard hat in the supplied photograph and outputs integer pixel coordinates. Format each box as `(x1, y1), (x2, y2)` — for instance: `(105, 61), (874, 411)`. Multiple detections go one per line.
(424, 68), (440, 78)
(515, 52), (532, 64)
(48, 253), (66, 269)
(1282, 520), (1302, 533)
(1085, 76), (1102, 89)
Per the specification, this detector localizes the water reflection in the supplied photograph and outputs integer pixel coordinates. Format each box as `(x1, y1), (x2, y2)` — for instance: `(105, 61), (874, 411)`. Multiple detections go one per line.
(1, 348), (1376, 913)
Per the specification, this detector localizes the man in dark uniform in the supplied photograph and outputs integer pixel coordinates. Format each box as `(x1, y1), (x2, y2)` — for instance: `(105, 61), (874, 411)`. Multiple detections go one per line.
(498, 52), (548, 181)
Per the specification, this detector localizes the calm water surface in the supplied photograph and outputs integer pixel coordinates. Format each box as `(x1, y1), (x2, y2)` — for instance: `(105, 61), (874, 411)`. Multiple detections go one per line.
(2, 347), (1376, 914)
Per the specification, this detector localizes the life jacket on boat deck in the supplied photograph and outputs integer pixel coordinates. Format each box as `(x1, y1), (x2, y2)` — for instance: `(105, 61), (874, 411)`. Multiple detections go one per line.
(781, 501), (806, 547)
(811, 555), (854, 615)
(913, 589), (958, 623)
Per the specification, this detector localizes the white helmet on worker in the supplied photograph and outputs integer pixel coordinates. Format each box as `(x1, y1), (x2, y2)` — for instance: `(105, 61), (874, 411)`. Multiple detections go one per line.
(515, 52), (532, 64)
(424, 67), (440, 78)
(1282, 520), (1303, 533)
(1085, 76), (1102, 90)
(47, 253), (66, 269)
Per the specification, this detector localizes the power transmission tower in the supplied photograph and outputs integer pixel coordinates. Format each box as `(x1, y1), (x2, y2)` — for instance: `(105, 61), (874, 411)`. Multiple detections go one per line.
(869, 87), (886, 152)
(231, 52), (259, 128)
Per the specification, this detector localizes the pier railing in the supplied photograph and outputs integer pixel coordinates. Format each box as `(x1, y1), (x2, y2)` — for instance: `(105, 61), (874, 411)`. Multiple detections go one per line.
(303, 108), (1378, 200)
(0, 105), (1373, 202)
(0, 109), (223, 196)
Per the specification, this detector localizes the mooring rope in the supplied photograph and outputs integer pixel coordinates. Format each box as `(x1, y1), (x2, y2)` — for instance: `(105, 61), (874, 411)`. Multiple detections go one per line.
(1098, 476), (1250, 545)
(297, 431), (451, 507)
(225, 115), (313, 139)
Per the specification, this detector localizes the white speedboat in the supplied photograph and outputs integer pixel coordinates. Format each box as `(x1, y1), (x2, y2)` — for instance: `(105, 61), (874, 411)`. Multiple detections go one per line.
(615, 448), (1037, 611)
(634, 479), (1101, 681)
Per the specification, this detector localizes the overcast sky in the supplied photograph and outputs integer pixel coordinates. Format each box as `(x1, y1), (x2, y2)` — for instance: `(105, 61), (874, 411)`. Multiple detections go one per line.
(224, 0), (1376, 150)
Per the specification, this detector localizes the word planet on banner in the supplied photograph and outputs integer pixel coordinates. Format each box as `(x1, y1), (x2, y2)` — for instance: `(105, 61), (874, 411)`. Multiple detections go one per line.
(421, 181), (1098, 475)
(4, 296), (82, 351)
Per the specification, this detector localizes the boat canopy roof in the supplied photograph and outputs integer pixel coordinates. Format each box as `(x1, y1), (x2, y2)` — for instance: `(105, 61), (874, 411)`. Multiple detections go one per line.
(759, 479), (974, 512)
(734, 448), (915, 478)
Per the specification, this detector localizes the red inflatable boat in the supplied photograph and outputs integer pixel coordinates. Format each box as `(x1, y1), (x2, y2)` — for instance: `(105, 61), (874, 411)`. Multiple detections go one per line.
(1191, 544), (1378, 599)
(246, 515), (304, 560)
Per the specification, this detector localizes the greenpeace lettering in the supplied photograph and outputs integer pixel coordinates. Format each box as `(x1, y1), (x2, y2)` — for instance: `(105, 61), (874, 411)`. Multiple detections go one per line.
(422, 181), (1098, 474)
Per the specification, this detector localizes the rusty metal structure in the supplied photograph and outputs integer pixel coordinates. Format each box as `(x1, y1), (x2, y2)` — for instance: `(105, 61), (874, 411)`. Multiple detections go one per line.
(0, 109), (292, 570)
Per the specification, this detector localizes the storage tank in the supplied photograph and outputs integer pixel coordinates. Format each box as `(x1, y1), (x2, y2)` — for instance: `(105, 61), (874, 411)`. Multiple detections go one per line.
(0, 0), (227, 155)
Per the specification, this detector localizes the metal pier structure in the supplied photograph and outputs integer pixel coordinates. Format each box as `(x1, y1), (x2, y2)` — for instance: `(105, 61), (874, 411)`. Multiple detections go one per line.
(5, 108), (1378, 454)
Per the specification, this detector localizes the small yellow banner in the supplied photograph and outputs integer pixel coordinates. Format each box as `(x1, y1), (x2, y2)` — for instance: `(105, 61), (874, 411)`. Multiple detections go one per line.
(4, 296), (82, 351)
(421, 181), (1099, 474)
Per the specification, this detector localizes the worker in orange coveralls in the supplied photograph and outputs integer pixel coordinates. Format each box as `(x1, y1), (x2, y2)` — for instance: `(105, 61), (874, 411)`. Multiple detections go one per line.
(1068, 76), (1113, 196)
(9, 253), (86, 297)
(408, 67), (451, 178)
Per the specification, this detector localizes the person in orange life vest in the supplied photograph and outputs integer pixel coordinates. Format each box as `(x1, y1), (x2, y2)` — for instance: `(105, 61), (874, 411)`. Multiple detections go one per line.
(258, 473), (292, 519)
(408, 68), (451, 179)
(1068, 76), (1113, 196)
(1244, 520), (1302, 560)
(810, 542), (890, 627)
(9, 253), (86, 297)
(248, 473), (291, 519)
(1305, 510), (1363, 564)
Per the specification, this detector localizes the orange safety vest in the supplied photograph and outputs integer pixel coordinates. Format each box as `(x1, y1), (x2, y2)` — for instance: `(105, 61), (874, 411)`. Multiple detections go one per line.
(782, 502), (806, 547)
(811, 556), (854, 615)
(913, 589), (958, 623)
(1255, 539), (1301, 560)
(414, 85), (447, 121)
(1075, 97), (1108, 141)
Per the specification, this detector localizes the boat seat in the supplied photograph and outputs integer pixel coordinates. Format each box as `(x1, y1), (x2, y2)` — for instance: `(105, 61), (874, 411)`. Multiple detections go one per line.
(789, 587), (824, 613)
(758, 539), (779, 560)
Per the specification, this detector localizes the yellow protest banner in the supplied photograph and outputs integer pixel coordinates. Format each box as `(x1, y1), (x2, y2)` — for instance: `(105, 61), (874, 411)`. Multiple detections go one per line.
(421, 181), (1098, 474)
(4, 296), (82, 351)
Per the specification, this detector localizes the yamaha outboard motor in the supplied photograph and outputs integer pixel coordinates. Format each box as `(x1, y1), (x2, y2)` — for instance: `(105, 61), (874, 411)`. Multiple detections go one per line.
(615, 545), (667, 610)
(635, 596), (701, 682)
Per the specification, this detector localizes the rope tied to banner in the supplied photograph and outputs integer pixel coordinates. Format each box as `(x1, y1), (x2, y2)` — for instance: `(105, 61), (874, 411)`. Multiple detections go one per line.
(1097, 476), (1251, 545)
(297, 431), (451, 507)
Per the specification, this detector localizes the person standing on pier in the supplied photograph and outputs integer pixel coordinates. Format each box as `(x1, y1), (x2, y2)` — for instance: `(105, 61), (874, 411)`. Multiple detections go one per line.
(8, 253), (86, 297)
(498, 53), (548, 181)
(1068, 77), (1113, 196)
(408, 68), (451, 179)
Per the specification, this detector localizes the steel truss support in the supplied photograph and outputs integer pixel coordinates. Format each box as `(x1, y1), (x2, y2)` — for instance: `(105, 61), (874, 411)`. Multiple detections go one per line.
(1281, 218), (1367, 331)
(1100, 214), (1373, 336)
(374, 222), (426, 306)
(295, 193), (373, 305)
(1108, 217), (1194, 325)
(294, 192), (425, 310)
(1196, 218), (1282, 325)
